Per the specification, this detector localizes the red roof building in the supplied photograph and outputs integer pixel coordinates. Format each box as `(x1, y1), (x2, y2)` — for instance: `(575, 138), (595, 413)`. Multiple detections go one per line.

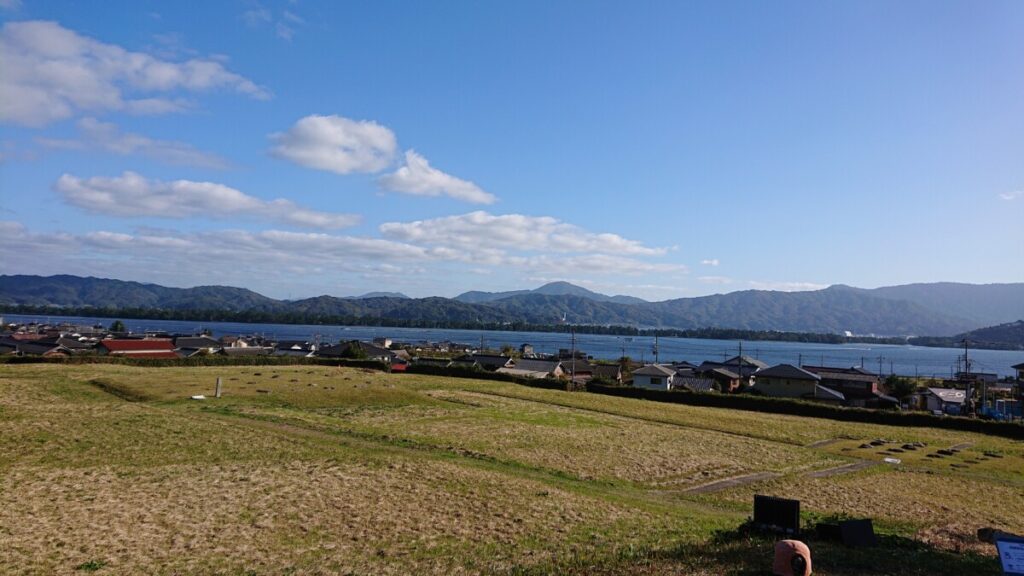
(98, 338), (178, 359)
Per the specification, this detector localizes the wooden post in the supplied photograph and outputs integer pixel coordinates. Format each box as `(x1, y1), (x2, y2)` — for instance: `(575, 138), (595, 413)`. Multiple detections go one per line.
(215, 377), (222, 398)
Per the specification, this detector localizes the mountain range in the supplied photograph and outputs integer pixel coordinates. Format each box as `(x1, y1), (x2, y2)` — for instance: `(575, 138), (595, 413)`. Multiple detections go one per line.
(2, 274), (1023, 337)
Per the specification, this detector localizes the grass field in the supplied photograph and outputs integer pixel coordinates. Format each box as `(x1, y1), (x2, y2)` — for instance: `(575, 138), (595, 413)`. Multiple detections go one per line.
(2, 364), (1022, 575)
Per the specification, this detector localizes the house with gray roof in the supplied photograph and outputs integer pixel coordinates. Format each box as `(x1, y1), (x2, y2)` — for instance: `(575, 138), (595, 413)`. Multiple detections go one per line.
(454, 354), (512, 371)
(632, 364), (676, 391)
(673, 376), (717, 393)
(497, 358), (563, 379)
(754, 363), (852, 404)
(174, 336), (222, 354)
(925, 387), (968, 415)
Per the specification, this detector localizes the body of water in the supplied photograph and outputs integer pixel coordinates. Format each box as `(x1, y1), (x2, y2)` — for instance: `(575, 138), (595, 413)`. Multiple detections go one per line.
(6, 313), (1023, 378)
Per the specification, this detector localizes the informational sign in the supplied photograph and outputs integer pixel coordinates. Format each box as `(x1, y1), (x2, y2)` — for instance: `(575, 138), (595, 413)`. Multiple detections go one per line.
(997, 534), (1024, 575)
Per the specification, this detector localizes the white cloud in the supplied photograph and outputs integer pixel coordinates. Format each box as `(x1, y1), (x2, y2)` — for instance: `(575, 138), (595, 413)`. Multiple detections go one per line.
(0, 0), (22, 10)
(701, 258), (719, 266)
(270, 115), (397, 174)
(0, 20), (269, 127)
(275, 23), (294, 40)
(380, 211), (666, 256)
(53, 171), (359, 229)
(698, 276), (732, 284)
(0, 217), (688, 296)
(525, 254), (687, 275)
(0, 221), (433, 290)
(747, 280), (827, 292)
(37, 117), (228, 168)
(379, 150), (496, 204)
(999, 190), (1022, 201)
(242, 8), (272, 27)
(243, 7), (304, 41)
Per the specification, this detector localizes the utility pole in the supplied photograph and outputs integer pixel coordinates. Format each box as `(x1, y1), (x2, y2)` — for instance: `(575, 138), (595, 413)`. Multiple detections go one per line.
(962, 339), (970, 375)
(798, 353), (802, 367)
(877, 356), (884, 376)
(654, 334), (659, 365)
(890, 360), (894, 376)
(570, 328), (576, 384)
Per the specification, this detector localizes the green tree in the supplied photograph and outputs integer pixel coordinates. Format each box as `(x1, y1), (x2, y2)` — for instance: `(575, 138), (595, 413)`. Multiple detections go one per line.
(109, 320), (126, 333)
(340, 341), (367, 360)
(885, 375), (916, 400)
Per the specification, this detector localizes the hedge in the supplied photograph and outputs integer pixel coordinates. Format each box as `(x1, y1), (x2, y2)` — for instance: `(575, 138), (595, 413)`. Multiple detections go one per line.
(585, 383), (1024, 440)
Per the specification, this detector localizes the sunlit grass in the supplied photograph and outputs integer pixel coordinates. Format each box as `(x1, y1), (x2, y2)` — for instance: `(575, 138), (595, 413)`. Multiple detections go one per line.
(0, 363), (1018, 575)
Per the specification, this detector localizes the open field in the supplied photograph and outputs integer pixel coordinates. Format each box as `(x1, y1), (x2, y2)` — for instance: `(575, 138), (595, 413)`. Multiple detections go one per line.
(2, 364), (1022, 574)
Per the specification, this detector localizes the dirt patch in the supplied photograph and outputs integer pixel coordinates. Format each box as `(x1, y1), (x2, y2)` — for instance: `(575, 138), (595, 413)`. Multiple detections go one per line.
(684, 472), (780, 494)
(804, 461), (877, 478)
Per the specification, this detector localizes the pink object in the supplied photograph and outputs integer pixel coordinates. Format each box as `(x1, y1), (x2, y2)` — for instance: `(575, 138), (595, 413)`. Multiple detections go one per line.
(773, 539), (812, 576)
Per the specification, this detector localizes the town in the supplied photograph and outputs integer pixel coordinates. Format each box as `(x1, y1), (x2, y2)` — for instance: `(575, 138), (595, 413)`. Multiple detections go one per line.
(5, 319), (1021, 422)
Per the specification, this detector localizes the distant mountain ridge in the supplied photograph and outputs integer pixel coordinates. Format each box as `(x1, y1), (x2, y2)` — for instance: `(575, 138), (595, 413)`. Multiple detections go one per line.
(3, 274), (1023, 337)
(456, 281), (648, 305)
(347, 291), (410, 300)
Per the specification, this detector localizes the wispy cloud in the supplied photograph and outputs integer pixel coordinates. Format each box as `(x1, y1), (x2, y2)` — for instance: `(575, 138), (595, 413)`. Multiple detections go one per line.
(698, 276), (732, 284)
(701, 258), (719, 266)
(380, 211), (666, 256)
(998, 190), (1022, 201)
(379, 150), (496, 204)
(747, 280), (827, 292)
(0, 20), (270, 127)
(243, 6), (304, 41)
(54, 171), (359, 229)
(37, 118), (228, 169)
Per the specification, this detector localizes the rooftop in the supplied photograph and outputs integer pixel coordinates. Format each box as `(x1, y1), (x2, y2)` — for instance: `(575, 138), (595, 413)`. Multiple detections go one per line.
(756, 364), (821, 381)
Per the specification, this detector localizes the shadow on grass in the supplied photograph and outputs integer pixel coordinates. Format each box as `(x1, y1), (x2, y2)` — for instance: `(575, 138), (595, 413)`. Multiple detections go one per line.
(647, 523), (1001, 576)
(523, 522), (1002, 576)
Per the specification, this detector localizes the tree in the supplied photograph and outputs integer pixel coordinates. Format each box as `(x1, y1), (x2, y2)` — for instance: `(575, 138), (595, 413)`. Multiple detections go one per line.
(109, 320), (126, 333)
(885, 375), (916, 400)
(340, 341), (367, 360)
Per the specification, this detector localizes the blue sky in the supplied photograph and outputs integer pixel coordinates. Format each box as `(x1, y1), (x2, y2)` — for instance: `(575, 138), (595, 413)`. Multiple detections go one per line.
(1, 0), (1021, 300)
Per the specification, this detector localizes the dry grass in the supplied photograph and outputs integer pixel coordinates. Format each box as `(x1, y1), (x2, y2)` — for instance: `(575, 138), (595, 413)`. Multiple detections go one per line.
(1, 363), (1019, 575)
(0, 459), (652, 575)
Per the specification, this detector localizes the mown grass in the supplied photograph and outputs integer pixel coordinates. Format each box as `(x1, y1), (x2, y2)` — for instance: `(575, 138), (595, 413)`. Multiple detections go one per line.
(1, 363), (1018, 575)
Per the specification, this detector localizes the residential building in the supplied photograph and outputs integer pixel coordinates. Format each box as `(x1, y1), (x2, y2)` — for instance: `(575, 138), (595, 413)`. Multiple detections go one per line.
(591, 364), (623, 384)
(673, 376), (717, 393)
(318, 340), (395, 362)
(453, 354), (513, 371)
(272, 341), (317, 357)
(924, 387), (968, 414)
(632, 364), (676, 391)
(174, 336), (222, 355)
(98, 338), (178, 359)
(801, 365), (898, 409)
(754, 363), (847, 404)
